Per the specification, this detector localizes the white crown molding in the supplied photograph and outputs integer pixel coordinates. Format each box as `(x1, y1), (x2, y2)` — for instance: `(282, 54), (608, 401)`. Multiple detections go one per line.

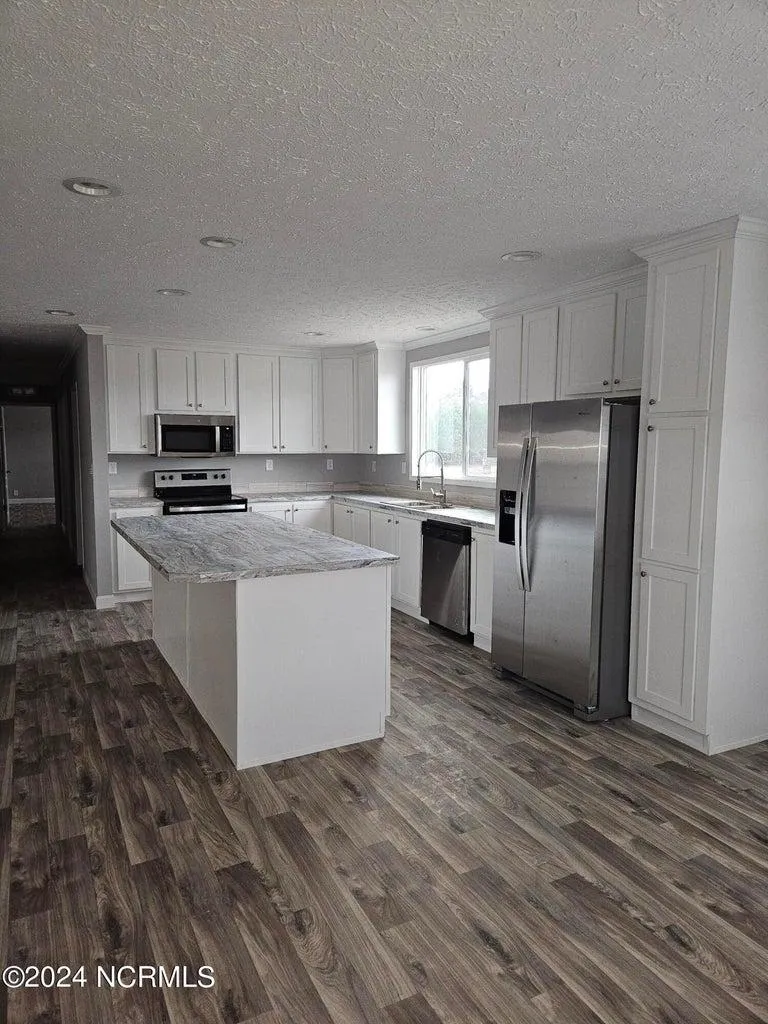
(632, 215), (768, 260)
(78, 323), (113, 335)
(480, 264), (647, 321)
(403, 321), (489, 352)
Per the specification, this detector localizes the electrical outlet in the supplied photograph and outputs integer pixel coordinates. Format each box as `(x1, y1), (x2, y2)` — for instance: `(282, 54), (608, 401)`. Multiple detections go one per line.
(401, 460), (407, 474)
(326, 459), (333, 471)
(371, 460), (377, 473)
(108, 461), (118, 475)
(12, 489), (19, 497)
(265, 459), (274, 471)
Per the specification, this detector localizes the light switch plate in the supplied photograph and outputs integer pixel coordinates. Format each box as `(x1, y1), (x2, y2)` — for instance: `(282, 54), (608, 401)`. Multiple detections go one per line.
(326, 459), (333, 470)
(401, 460), (407, 474)
(265, 459), (274, 471)
(108, 461), (118, 475)
(371, 460), (377, 472)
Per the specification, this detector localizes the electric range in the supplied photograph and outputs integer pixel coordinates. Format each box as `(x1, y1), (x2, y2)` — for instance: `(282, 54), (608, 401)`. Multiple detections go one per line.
(153, 468), (248, 515)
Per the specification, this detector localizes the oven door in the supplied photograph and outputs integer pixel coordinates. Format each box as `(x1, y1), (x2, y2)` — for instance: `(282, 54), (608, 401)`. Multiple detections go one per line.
(155, 415), (218, 457)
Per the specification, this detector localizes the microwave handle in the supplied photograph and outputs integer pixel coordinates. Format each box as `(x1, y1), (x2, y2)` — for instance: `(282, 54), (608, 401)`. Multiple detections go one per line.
(154, 414), (162, 455)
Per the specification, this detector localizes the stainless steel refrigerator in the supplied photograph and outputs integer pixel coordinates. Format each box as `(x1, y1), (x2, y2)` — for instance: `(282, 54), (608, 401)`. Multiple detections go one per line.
(492, 397), (639, 720)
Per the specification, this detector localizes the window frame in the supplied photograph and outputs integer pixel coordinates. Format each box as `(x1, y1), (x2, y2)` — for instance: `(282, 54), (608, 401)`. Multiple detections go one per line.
(409, 347), (496, 487)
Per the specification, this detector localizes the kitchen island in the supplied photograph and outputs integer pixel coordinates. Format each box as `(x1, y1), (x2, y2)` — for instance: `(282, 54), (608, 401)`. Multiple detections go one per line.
(111, 512), (397, 768)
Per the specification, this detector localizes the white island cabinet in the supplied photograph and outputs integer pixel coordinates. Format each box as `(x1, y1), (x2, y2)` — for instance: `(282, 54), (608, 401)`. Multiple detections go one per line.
(111, 512), (397, 768)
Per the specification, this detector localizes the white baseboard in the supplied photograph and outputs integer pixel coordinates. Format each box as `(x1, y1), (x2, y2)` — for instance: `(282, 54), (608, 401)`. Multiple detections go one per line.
(391, 598), (428, 623)
(8, 497), (56, 505)
(112, 590), (152, 605)
(630, 705), (708, 753)
(83, 572), (116, 610)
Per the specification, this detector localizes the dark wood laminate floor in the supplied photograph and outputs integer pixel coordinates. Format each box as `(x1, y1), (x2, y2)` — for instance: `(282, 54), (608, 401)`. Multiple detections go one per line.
(4, 528), (768, 1023)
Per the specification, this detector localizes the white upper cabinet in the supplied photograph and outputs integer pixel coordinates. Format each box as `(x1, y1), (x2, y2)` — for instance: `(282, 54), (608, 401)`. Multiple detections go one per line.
(355, 347), (405, 455)
(156, 349), (194, 411)
(613, 281), (646, 392)
(105, 344), (152, 453)
(521, 307), (559, 403)
(557, 281), (646, 399)
(279, 356), (321, 452)
(647, 249), (719, 413)
(641, 414), (707, 570)
(156, 349), (233, 413)
(195, 351), (234, 413)
(237, 354), (279, 453)
(558, 293), (617, 396)
(488, 315), (522, 454)
(356, 350), (377, 454)
(322, 356), (355, 452)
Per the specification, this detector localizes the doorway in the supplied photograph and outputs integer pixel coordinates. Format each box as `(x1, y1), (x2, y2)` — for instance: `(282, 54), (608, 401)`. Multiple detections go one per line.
(0, 403), (57, 529)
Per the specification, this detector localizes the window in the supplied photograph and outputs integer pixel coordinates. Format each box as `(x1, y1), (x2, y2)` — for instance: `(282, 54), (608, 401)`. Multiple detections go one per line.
(410, 351), (496, 483)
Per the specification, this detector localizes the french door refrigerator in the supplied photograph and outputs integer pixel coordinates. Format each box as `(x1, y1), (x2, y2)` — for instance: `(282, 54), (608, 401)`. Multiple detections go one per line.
(492, 397), (639, 720)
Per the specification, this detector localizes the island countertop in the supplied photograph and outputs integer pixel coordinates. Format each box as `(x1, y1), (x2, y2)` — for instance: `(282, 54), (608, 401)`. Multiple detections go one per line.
(111, 512), (398, 583)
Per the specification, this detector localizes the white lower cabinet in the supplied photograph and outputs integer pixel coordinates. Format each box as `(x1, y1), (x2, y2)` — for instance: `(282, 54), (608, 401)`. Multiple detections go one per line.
(392, 513), (422, 615)
(370, 509), (399, 595)
(291, 500), (332, 533)
(333, 503), (355, 541)
(112, 508), (161, 592)
(470, 530), (494, 651)
(635, 562), (699, 723)
(332, 502), (371, 544)
(250, 502), (291, 521)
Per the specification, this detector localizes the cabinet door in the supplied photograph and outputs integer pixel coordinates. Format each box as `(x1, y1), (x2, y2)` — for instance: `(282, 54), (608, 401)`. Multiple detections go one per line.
(371, 509), (398, 597)
(558, 293), (616, 397)
(106, 345), (150, 453)
(195, 351), (233, 413)
(279, 356), (321, 452)
(156, 349), (193, 411)
(521, 307), (558, 403)
(250, 502), (291, 521)
(488, 315), (523, 455)
(356, 351), (377, 454)
(322, 357), (355, 452)
(613, 282), (646, 393)
(112, 509), (157, 591)
(292, 501), (332, 534)
(393, 513), (422, 611)
(333, 504), (355, 540)
(647, 249), (719, 413)
(641, 414), (707, 569)
(350, 507), (371, 546)
(635, 563), (699, 722)
(237, 354), (279, 453)
(470, 531), (494, 650)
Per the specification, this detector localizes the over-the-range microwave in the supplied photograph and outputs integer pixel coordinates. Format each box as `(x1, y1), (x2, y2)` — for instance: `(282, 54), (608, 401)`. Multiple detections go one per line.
(154, 413), (237, 457)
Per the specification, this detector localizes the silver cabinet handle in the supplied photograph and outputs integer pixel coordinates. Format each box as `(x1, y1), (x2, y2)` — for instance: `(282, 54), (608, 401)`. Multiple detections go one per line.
(647, 425), (654, 432)
(614, 378), (620, 384)
(649, 398), (657, 405)
(640, 570), (647, 577)
(602, 379), (610, 386)
(280, 444), (286, 449)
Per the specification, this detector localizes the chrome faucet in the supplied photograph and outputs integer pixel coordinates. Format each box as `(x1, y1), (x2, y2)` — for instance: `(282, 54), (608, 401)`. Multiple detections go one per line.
(416, 449), (447, 505)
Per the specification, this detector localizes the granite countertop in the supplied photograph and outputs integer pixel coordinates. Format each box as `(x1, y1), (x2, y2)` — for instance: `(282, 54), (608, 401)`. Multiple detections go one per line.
(108, 489), (496, 531)
(333, 493), (496, 531)
(111, 511), (398, 583)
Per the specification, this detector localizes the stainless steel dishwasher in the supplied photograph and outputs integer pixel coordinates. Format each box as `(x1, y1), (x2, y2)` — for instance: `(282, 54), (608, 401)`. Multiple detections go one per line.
(420, 519), (472, 636)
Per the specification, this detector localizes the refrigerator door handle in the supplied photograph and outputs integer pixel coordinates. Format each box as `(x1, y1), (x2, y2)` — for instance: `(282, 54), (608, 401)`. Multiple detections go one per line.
(520, 436), (536, 592)
(514, 436), (530, 592)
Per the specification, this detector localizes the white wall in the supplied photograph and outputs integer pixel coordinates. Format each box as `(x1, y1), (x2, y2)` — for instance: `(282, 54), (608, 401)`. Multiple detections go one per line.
(2, 404), (55, 500)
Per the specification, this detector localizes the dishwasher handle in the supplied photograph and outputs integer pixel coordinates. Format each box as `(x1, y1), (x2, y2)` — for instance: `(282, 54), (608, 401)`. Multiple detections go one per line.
(421, 520), (472, 545)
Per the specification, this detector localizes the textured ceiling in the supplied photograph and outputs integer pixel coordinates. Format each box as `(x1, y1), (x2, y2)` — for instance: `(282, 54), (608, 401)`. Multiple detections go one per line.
(1, 0), (768, 350)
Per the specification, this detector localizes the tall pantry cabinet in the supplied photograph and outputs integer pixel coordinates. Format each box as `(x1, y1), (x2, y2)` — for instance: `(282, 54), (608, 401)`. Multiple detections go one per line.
(630, 216), (768, 754)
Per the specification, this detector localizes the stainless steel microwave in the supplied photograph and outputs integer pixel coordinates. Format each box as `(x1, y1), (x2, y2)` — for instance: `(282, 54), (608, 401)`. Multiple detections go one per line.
(154, 413), (237, 457)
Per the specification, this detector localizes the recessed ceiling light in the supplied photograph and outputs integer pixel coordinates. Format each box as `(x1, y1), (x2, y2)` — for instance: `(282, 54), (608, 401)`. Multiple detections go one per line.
(500, 250), (542, 262)
(303, 331), (325, 336)
(200, 236), (241, 248)
(156, 288), (190, 296)
(62, 178), (119, 197)
(415, 326), (437, 331)
(45, 308), (75, 316)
